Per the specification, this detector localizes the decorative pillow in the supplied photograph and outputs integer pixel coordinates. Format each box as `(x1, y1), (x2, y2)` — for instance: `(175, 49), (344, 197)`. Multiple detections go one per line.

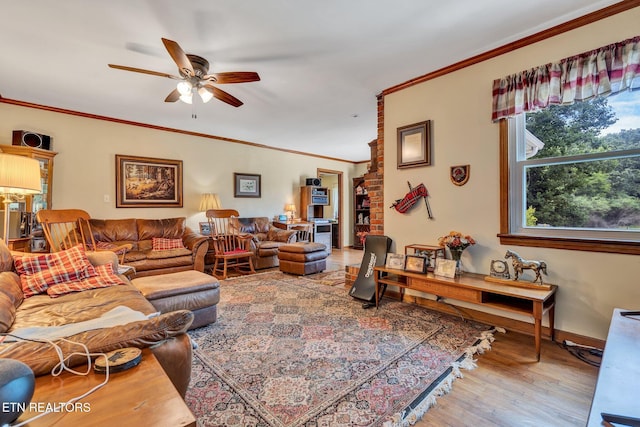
(151, 237), (185, 251)
(13, 244), (97, 298)
(46, 263), (126, 298)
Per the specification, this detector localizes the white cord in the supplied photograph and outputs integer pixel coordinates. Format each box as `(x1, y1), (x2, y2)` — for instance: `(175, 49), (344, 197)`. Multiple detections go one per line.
(0, 333), (110, 426)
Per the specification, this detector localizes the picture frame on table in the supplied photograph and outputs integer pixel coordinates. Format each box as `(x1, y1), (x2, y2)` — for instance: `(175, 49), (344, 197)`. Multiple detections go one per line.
(404, 254), (428, 273)
(385, 253), (406, 270)
(115, 154), (183, 208)
(199, 222), (211, 236)
(397, 120), (432, 169)
(434, 258), (457, 278)
(234, 173), (261, 198)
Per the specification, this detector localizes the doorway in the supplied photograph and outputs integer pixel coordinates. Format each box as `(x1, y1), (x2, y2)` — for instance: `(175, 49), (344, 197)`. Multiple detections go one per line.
(317, 168), (342, 249)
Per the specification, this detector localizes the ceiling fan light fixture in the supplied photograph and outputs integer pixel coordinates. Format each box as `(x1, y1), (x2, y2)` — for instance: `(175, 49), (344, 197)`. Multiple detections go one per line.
(179, 93), (193, 104)
(198, 87), (214, 103)
(176, 81), (193, 96)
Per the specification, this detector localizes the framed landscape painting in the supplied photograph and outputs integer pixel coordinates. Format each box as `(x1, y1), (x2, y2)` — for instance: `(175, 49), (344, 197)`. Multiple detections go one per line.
(116, 154), (183, 208)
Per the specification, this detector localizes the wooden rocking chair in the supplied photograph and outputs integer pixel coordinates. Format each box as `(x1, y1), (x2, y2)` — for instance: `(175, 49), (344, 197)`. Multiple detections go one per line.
(36, 209), (132, 264)
(206, 209), (256, 279)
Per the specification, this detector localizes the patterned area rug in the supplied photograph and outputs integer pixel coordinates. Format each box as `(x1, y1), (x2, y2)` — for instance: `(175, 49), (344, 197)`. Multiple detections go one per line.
(304, 269), (346, 287)
(186, 271), (496, 427)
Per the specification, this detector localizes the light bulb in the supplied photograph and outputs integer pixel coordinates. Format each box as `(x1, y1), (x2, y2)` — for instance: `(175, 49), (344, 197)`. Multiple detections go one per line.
(179, 93), (193, 104)
(198, 87), (214, 103)
(177, 81), (193, 96)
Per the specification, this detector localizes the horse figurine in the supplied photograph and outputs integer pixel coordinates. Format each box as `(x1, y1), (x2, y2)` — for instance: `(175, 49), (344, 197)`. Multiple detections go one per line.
(504, 250), (547, 284)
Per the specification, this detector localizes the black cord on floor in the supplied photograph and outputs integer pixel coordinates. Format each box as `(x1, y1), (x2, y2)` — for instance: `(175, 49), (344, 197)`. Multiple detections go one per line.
(561, 341), (603, 367)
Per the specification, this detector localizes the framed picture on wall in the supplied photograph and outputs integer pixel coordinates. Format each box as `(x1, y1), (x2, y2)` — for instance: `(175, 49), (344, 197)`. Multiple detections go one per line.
(397, 120), (432, 169)
(115, 154), (183, 208)
(234, 173), (261, 198)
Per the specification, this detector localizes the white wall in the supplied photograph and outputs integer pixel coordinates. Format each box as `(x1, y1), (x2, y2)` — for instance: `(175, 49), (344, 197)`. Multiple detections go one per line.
(0, 103), (363, 246)
(383, 7), (640, 340)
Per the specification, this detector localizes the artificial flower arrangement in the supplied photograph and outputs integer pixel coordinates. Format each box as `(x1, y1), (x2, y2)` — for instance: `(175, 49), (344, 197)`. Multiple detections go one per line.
(437, 231), (476, 253)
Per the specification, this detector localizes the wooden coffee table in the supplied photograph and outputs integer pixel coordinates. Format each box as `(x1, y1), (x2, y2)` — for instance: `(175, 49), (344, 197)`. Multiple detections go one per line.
(17, 349), (195, 426)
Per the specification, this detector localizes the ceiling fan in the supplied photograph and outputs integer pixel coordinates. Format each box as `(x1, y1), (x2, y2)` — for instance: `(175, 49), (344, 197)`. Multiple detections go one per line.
(108, 38), (260, 107)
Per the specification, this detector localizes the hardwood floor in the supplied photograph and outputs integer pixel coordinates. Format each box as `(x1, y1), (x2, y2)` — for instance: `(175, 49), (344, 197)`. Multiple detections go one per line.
(326, 248), (599, 427)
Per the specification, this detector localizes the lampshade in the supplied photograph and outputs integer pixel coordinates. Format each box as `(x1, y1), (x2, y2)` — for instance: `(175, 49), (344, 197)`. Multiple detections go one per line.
(198, 87), (214, 103)
(285, 204), (296, 213)
(199, 193), (221, 211)
(176, 81), (193, 96)
(0, 154), (41, 195)
(179, 93), (193, 104)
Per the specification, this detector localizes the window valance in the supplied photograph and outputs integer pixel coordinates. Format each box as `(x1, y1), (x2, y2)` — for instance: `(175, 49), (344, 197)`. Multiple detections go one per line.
(491, 35), (640, 122)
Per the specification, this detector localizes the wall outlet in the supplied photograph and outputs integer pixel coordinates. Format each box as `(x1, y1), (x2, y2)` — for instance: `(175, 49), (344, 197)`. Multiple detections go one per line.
(104, 194), (110, 203)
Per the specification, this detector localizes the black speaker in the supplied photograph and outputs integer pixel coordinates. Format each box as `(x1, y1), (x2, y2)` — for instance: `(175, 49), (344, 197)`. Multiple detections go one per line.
(12, 130), (52, 150)
(306, 178), (321, 187)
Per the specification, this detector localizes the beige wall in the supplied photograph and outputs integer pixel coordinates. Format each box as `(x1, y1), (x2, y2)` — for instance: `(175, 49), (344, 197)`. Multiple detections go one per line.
(0, 103), (363, 246)
(383, 7), (640, 340)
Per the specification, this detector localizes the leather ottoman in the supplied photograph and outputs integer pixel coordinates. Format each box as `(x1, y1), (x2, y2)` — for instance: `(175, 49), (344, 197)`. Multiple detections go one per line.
(278, 242), (328, 275)
(132, 270), (220, 330)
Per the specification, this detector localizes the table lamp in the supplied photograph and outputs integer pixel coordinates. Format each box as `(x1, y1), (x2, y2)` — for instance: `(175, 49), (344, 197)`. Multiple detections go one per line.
(199, 193), (221, 211)
(0, 153), (42, 245)
(285, 204), (296, 222)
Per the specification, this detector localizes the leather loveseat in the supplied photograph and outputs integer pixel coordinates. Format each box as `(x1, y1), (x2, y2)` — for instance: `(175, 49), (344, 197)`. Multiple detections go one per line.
(204, 217), (297, 270)
(0, 244), (193, 397)
(88, 217), (208, 278)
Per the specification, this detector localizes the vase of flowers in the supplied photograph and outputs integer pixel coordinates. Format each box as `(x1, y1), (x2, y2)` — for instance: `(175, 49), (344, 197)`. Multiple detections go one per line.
(437, 231), (476, 276)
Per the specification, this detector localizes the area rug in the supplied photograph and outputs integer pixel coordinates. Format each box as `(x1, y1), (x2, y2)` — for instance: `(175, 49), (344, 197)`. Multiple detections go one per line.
(304, 269), (346, 287)
(186, 271), (496, 427)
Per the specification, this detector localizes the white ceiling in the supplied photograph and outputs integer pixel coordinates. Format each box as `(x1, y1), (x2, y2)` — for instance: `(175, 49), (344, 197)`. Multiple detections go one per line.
(0, 0), (622, 162)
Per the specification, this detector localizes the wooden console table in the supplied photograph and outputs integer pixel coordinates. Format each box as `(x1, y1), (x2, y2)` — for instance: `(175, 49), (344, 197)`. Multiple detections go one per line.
(373, 266), (557, 361)
(17, 349), (195, 426)
(587, 308), (640, 426)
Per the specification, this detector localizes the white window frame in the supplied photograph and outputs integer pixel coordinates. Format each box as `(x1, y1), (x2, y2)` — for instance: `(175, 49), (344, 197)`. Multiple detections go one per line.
(509, 115), (640, 242)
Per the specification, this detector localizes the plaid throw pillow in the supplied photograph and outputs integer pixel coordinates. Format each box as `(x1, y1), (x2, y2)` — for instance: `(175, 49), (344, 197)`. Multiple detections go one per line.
(13, 244), (97, 298)
(152, 237), (185, 251)
(46, 263), (126, 298)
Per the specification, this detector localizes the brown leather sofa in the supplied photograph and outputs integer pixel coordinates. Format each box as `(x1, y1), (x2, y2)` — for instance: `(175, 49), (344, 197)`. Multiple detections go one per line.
(0, 247), (193, 397)
(88, 217), (208, 277)
(204, 217), (297, 270)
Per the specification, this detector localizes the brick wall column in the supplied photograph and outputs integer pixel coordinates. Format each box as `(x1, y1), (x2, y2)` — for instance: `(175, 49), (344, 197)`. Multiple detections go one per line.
(365, 94), (384, 236)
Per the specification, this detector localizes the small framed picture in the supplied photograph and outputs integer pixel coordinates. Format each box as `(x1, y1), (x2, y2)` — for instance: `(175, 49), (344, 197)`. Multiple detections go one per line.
(199, 222), (211, 236)
(234, 173), (261, 198)
(434, 258), (457, 278)
(404, 255), (427, 273)
(385, 253), (405, 270)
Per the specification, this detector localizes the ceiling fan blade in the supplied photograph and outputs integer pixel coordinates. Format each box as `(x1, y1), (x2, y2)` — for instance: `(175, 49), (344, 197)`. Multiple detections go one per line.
(161, 38), (195, 77)
(206, 72), (260, 84)
(164, 88), (180, 103)
(108, 64), (180, 80)
(204, 84), (243, 107)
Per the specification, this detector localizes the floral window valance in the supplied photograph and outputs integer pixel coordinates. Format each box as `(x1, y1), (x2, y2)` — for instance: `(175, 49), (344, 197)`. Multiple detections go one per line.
(492, 35), (640, 122)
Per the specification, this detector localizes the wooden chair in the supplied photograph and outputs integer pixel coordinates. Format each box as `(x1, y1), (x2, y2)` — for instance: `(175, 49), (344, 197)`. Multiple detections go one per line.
(292, 223), (313, 243)
(36, 209), (131, 264)
(206, 209), (256, 279)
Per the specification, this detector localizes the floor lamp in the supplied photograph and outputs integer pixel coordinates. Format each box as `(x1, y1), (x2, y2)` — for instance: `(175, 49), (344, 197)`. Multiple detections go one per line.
(0, 153), (42, 245)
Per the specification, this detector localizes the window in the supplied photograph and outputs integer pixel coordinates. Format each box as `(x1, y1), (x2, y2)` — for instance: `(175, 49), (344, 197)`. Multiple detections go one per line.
(502, 91), (640, 254)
